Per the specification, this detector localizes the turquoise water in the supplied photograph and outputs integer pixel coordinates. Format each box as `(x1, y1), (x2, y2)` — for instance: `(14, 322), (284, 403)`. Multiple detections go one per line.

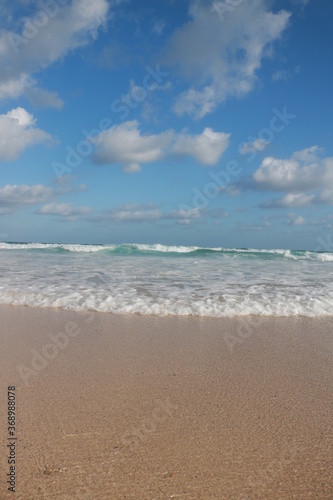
(0, 242), (332, 317)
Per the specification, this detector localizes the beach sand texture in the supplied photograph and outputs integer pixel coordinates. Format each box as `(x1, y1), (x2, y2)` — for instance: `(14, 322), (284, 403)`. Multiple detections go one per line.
(0, 305), (332, 499)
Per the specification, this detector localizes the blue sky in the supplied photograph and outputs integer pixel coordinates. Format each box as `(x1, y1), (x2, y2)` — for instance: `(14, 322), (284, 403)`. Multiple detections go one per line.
(0, 0), (332, 249)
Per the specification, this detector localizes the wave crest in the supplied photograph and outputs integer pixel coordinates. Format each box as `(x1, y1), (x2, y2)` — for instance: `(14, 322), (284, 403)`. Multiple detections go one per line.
(0, 242), (332, 261)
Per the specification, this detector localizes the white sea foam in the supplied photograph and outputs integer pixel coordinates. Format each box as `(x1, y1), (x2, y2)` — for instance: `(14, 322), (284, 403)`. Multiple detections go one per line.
(0, 288), (332, 317)
(132, 243), (203, 253)
(0, 242), (57, 250)
(0, 242), (114, 252)
(61, 244), (113, 252)
(0, 243), (332, 317)
(0, 241), (332, 261)
(316, 252), (333, 262)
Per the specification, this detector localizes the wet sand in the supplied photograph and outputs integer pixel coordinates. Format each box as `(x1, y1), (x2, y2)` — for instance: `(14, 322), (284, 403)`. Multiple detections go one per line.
(0, 305), (332, 499)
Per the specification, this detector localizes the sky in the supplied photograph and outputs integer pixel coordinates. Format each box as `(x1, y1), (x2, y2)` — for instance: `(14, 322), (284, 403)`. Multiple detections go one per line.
(0, 0), (332, 249)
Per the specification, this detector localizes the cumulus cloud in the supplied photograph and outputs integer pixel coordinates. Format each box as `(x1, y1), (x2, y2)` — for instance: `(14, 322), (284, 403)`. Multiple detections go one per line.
(0, 178), (85, 214)
(0, 184), (54, 206)
(0, 0), (109, 103)
(0, 74), (32, 100)
(37, 202), (92, 219)
(0, 107), (52, 160)
(173, 128), (230, 165)
(165, 0), (290, 118)
(93, 121), (230, 171)
(240, 138), (269, 155)
(166, 207), (201, 225)
(253, 147), (333, 192)
(94, 121), (173, 171)
(261, 193), (316, 208)
(253, 146), (333, 207)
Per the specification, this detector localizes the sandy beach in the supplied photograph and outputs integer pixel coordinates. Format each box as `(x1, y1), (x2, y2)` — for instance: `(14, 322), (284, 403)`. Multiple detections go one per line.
(0, 305), (332, 499)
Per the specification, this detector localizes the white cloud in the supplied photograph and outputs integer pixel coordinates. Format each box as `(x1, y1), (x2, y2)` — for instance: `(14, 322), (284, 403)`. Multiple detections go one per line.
(240, 138), (269, 155)
(0, 74), (32, 100)
(287, 213), (306, 226)
(94, 121), (173, 172)
(37, 202), (92, 219)
(0, 184), (54, 206)
(253, 146), (333, 207)
(122, 162), (142, 174)
(165, 0), (290, 118)
(253, 146), (333, 193)
(271, 66), (300, 82)
(167, 207), (201, 225)
(112, 206), (161, 221)
(318, 189), (333, 204)
(272, 70), (288, 81)
(0, 0), (109, 103)
(93, 121), (230, 171)
(91, 204), (203, 225)
(292, 145), (323, 163)
(173, 87), (217, 119)
(262, 193), (316, 208)
(92, 204), (163, 222)
(0, 178), (84, 213)
(173, 128), (230, 165)
(25, 87), (64, 109)
(294, 216), (306, 225)
(254, 157), (300, 190)
(0, 107), (52, 160)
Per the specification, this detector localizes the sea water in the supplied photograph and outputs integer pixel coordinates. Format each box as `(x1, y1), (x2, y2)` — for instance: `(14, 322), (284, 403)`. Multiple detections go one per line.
(0, 242), (332, 317)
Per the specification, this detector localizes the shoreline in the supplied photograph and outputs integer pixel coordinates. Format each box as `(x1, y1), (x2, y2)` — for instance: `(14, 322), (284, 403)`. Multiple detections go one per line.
(0, 305), (332, 498)
(1, 302), (333, 319)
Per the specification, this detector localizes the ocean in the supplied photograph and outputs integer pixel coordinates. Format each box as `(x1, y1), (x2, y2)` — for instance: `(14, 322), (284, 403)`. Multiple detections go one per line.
(0, 242), (332, 317)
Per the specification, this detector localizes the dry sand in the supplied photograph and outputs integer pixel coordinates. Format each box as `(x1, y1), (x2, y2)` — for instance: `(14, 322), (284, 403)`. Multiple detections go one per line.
(0, 305), (332, 499)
